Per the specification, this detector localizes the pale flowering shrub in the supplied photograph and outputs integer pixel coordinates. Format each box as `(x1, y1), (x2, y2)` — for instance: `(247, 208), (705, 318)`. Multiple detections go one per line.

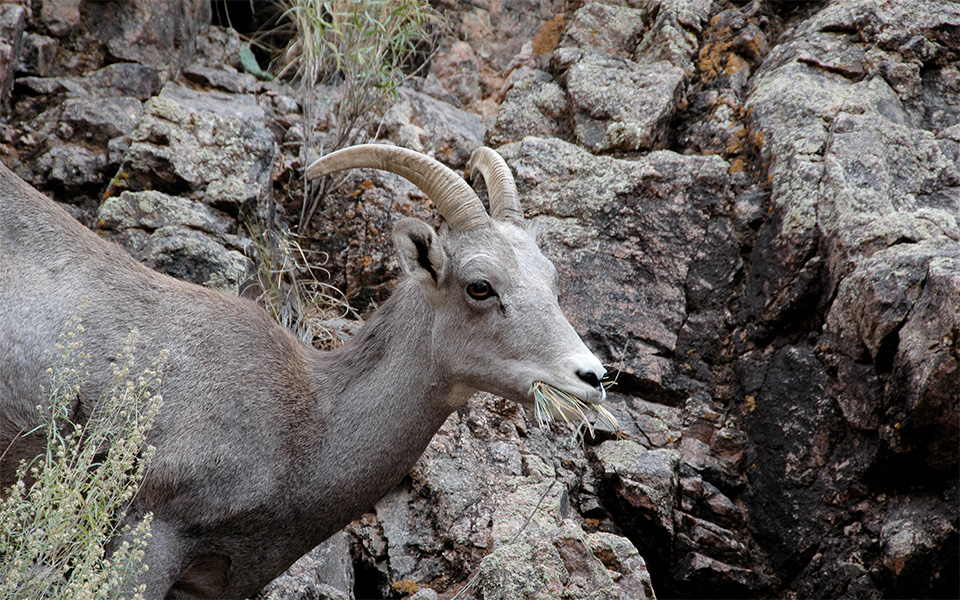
(0, 304), (166, 600)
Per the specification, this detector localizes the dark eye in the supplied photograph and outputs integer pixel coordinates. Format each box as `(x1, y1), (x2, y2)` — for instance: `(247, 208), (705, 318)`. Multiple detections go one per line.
(466, 280), (495, 300)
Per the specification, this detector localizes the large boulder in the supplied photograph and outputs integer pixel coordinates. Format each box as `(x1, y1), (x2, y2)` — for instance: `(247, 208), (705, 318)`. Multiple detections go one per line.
(499, 136), (738, 400)
(738, 0), (960, 596)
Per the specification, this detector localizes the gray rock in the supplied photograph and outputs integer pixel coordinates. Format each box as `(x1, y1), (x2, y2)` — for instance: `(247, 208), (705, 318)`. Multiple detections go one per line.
(827, 242), (958, 434)
(194, 25), (244, 71)
(618, 397), (682, 450)
(560, 3), (649, 55)
(488, 68), (568, 147)
(59, 96), (144, 144)
(407, 589), (438, 600)
(107, 85), (275, 212)
(17, 32), (57, 77)
(475, 536), (567, 600)
(347, 395), (540, 595)
(14, 75), (84, 97)
(15, 63), (161, 102)
(586, 531), (656, 600)
(604, 395), (760, 597)
(457, 0), (570, 74)
(27, 95), (143, 192)
(591, 424), (756, 596)
(182, 63), (258, 95)
(738, 344), (844, 591)
(158, 82), (266, 124)
(257, 532), (354, 600)
(746, 0), (960, 480)
(39, 0), (80, 37)
(0, 3), (25, 106)
(12, 63), (165, 192)
(498, 137), (735, 394)
(672, 552), (767, 595)
(98, 190), (235, 237)
(81, 0), (210, 79)
(422, 41), (482, 111)
(880, 496), (957, 584)
(679, 392), (746, 492)
(595, 441), (679, 540)
(259, 582), (348, 600)
(140, 226), (251, 293)
(36, 144), (106, 193)
(634, 0), (713, 70)
(82, 63), (163, 101)
(380, 88), (485, 168)
(339, 393), (650, 599)
(564, 52), (685, 152)
(97, 190), (248, 293)
(475, 492), (654, 600)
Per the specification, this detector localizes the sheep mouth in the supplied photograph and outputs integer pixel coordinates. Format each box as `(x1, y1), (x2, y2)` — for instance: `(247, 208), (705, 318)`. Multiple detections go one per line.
(531, 381), (619, 436)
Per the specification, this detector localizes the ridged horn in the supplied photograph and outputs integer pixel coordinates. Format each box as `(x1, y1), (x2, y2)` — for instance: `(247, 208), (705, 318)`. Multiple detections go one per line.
(468, 147), (523, 225)
(306, 144), (490, 231)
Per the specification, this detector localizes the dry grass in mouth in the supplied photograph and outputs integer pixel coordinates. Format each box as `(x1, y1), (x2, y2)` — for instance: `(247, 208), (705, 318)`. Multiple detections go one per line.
(532, 381), (620, 439)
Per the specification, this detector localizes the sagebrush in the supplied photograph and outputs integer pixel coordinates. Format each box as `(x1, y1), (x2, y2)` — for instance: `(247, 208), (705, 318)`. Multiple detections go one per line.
(0, 309), (166, 600)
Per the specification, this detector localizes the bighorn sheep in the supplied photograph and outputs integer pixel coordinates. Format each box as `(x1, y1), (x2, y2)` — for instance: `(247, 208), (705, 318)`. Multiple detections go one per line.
(0, 144), (607, 599)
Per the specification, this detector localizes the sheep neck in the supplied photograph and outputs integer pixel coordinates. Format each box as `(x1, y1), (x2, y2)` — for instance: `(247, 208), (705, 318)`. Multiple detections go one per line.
(308, 280), (469, 524)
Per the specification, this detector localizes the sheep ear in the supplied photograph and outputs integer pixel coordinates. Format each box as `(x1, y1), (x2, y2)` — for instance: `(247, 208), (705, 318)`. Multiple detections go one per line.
(393, 218), (446, 286)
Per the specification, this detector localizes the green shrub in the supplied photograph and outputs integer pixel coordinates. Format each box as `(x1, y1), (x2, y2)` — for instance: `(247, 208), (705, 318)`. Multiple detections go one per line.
(0, 309), (166, 600)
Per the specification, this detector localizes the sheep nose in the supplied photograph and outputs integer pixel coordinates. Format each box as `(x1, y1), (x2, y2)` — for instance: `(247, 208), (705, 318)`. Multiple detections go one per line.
(577, 369), (603, 391)
(565, 352), (606, 400)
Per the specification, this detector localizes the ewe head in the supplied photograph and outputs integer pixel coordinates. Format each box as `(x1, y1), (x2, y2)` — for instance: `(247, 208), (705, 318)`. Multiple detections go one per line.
(306, 145), (607, 411)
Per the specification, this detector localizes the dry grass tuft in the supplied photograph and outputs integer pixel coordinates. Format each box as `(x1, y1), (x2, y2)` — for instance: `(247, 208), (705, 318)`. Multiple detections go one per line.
(246, 221), (358, 350)
(532, 381), (619, 439)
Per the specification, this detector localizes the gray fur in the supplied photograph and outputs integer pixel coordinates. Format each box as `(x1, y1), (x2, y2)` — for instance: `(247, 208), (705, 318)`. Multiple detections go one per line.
(0, 152), (605, 599)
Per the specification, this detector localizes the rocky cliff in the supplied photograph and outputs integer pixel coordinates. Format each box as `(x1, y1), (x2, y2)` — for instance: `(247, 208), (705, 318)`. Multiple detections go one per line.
(1, 0), (956, 598)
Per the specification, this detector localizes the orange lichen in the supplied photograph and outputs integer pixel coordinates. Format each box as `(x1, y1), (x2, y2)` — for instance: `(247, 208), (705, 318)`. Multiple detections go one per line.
(697, 28), (734, 80)
(348, 179), (375, 198)
(724, 53), (750, 76)
(740, 32), (766, 60)
(533, 15), (566, 55)
(391, 579), (420, 596)
(698, 21), (765, 81)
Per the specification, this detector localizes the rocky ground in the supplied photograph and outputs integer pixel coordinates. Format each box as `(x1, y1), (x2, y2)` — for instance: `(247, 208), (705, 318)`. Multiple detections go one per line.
(1, 0), (957, 598)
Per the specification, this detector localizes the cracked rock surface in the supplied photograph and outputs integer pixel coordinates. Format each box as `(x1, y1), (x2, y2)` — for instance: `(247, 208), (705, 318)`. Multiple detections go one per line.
(2, 0), (957, 598)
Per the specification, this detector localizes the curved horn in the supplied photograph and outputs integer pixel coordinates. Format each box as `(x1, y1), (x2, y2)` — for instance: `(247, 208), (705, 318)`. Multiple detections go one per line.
(468, 147), (523, 225)
(306, 144), (490, 231)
